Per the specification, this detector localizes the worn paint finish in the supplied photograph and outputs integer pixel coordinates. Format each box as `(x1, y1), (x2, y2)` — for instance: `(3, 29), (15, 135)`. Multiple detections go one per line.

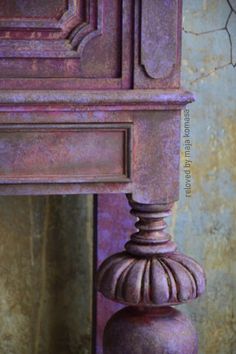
(0, 0), (131, 89)
(177, 1), (236, 353)
(98, 197), (205, 307)
(134, 0), (182, 88)
(95, 1), (205, 352)
(103, 307), (198, 354)
(0, 0), (67, 18)
(97, 194), (206, 354)
(0, 0), (190, 205)
(96, 194), (134, 354)
(0, 125), (130, 184)
(97, 1), (236, 354)
(0, 2), (234, 353)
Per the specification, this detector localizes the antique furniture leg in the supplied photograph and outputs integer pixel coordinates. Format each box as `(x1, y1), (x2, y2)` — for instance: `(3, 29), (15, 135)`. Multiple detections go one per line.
(96, 0), (206, 352)
(98, 196), (206, 354)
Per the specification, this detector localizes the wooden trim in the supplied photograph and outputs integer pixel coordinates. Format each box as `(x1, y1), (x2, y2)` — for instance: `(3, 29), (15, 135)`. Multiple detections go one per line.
(0, 89), (194, 112)
(0, 123), (132, 184)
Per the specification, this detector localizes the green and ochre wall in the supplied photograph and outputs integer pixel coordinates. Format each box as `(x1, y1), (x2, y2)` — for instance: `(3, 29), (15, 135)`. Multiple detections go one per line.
(0, 196), (94, 354)
(0, 1), (235, 353)
(179, 1), (236, 352)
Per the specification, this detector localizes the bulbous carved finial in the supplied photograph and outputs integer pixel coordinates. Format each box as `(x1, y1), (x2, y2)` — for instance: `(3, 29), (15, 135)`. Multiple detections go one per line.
(97, 196), (206, 307)
(97, 251), (206, 306)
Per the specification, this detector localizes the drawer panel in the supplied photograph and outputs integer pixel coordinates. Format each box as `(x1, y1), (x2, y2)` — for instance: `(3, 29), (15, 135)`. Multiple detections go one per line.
(0, 124), (131, 183)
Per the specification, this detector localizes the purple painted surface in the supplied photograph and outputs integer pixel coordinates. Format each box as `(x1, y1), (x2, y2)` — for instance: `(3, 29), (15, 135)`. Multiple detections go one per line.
(96, 194), (134, 354)
(0, 1), (206, 353)
(103, 307), (198, 354)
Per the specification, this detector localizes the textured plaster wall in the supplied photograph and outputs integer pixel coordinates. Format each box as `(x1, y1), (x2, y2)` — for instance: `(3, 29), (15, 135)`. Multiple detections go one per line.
(0, 196), (93, 354)
(174, 0), (236, 353)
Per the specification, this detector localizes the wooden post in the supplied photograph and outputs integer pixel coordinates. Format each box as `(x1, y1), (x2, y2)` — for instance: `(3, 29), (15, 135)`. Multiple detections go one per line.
(97, 1), (206, 352)
(98, 196), (206, 353)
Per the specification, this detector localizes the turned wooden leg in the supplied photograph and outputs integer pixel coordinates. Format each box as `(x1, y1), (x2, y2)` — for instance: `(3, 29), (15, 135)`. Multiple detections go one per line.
(97, 195), (206, 354)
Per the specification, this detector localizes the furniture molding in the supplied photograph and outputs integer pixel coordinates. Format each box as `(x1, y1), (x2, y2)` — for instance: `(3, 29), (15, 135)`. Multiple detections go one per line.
(0, 0), (103, 58)
(0, 1), (206, 353)
(141, 0), (178, 80)
(0, 0), (129, 90)
(0, 124), (131, 184)
(0, 89), (194, 112)
(134, 0), (182, 89)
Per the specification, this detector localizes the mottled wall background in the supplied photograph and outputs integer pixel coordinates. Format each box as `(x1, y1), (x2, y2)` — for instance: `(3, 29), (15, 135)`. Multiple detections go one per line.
(0, 1), (235, 354)
(178, 0), (236, 353)
(0, 196), (94, 354)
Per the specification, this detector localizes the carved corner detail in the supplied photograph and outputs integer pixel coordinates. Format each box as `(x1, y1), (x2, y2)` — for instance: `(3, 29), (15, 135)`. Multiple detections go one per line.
(68, 0), (103, 56)
(0, 0), (103, 59)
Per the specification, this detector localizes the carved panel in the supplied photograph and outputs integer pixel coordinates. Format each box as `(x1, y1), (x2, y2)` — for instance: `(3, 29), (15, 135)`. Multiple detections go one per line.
(0, 0), (67, 19)
(0, 124), (131, 183)
(0, 0), (130, 89)
(0, 0), (103, 58)
(141, 0), (178, 80)
(134, 0), (181, 89)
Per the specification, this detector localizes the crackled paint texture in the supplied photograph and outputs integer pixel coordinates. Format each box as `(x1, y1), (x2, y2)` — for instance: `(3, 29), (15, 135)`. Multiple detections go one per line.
(176, 0), (236, 353)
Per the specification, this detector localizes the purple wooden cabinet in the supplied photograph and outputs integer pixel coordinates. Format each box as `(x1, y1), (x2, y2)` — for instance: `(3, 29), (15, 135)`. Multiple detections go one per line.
(0, 1), (205, 353)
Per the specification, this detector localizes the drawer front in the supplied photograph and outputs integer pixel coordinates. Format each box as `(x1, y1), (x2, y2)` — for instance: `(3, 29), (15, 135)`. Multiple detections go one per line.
(0, 124), (132, 183)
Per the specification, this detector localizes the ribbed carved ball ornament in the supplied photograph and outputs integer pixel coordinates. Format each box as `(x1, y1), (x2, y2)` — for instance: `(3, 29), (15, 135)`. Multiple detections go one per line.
(97, 251), (206, 306)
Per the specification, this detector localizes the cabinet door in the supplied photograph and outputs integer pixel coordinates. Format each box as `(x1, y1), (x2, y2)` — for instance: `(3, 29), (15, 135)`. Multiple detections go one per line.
(0, 0), (132, 89)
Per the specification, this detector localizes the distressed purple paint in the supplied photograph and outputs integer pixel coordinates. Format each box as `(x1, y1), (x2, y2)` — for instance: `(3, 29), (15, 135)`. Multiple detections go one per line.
(0, 1), (205, 353)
